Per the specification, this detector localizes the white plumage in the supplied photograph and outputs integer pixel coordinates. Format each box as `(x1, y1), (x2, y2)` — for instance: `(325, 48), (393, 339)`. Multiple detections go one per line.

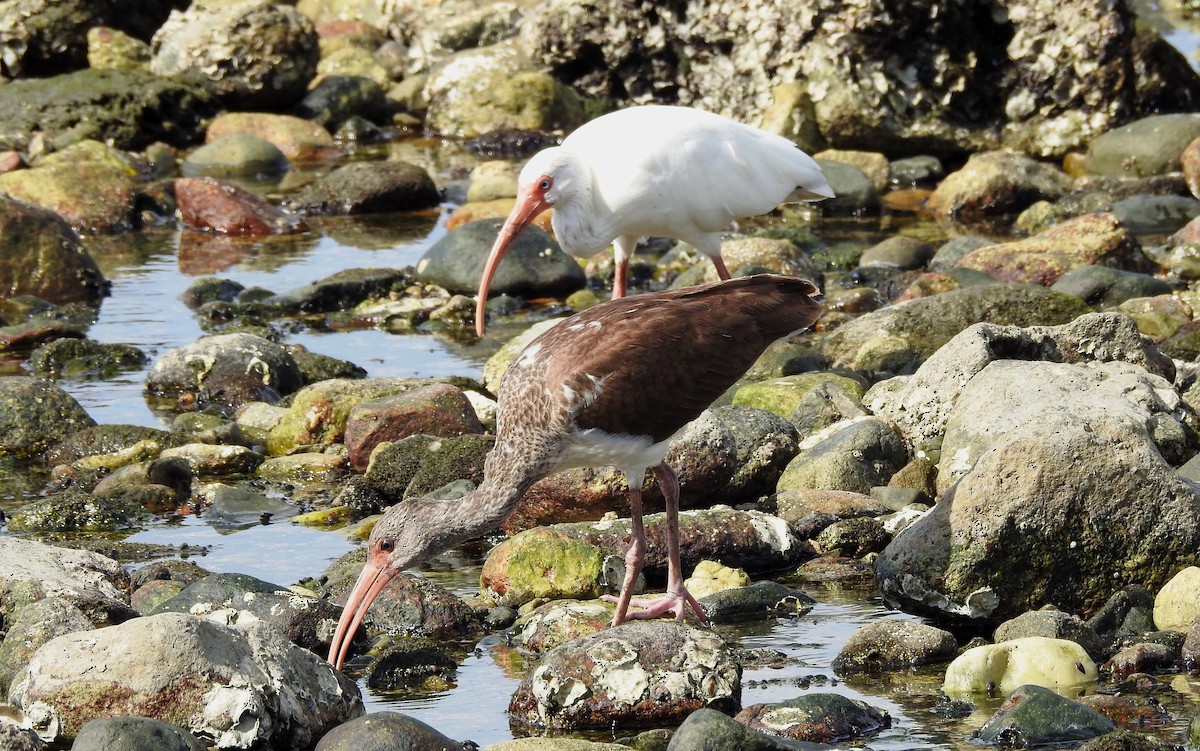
(475, 105), (833, 335)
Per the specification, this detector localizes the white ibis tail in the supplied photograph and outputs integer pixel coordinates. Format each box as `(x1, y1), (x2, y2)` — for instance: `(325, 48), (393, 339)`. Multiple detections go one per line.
(474, 104), (833, 335)
(330, 274), (822, 669)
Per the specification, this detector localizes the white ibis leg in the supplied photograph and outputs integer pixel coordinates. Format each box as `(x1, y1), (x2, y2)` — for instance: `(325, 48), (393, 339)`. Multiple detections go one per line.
(606, 463), (706, 623)
(611, 235), (637, 299)
(605, 470), (648, 626)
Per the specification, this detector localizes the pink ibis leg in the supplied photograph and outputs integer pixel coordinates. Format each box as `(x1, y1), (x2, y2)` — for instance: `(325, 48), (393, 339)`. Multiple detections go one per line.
(606, 472), (647, 625)
(711, 255), (732, 281)
(604, 464), (706, 624)
(611, 235), (635, 300)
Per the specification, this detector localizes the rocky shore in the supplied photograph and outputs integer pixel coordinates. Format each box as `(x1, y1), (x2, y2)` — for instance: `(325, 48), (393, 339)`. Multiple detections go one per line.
(2, 0), (1200, 749)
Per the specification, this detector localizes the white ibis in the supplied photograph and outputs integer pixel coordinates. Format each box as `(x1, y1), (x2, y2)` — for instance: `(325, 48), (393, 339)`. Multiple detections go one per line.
(474, 104), (833, 335)
(329, 274), (821, 669)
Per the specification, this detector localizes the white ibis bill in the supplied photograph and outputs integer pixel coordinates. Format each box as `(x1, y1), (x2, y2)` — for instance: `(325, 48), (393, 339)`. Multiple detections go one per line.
(330, 273), (821, 670)
(474, 104), (833, 335)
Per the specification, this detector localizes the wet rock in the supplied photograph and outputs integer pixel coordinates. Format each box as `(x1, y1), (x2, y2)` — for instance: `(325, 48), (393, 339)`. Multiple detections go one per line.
(863, 313), (1175, 448)
(768, 488), (887, 539)
(705, 406), (801, 503)
(1051, 265), (1172, 308)
(684, 560), (750, 600)
(205, 112), (336, 161)
(994, 610), (1105, 659)
(423, 42), (584, 138)
(1079, 695), (1171, 732)
(403, 433), (494, 497)
(956, 213), (1151, 286)
(151, 1), (318, 109)
(943, 637), (1099, 694)
(176, 177), (306, 236)
(735, 692), (889, 743)
(9, 612), (362, 746)
(508, 621), (740, 732)
(0, 198), (107, 305)
(859, 236), (935, 270)
(7, 489), (148, 533)
(202, 485), (294, 525)
(264, 267), (410, 315)
(776, 416), (909, 495)
(666, 707), (799, 750)
(314, 711), (471, 751)
(72, 717), (206, 751)
(512, 600), (614, 655)
(491, 739), (629, 751)
(28, 338), (148, 378)
(0, 536), (132, 627)
(813, 516), (889, 557)
(1110, 194), (1200, 235)
(823, 284), (1090, 373)
(1101, 642), (1178, 682)
(545, 507), (811, 582)
(1078, 729), (1178, 751)
(255, 452), (347, 485)
(1152, 566), (1200, 632)
(325, 553), (482, 645)
(817, 160), (880, 215)
(0, 0), (174, 76)
(1087, 585), (1158, 647)
(698, 580), (815, 624)
(927, 151), (1072, 221)
(0, 376), (96, 458)
(1086, 114), (1200, 178)
(145, 333), (303, 416)
(0, 68), (215, 152)
(287, 161), (439, 215)
(150, 572), (338, 653)
(832, 619), (957, 673)
(0, 318), (88, 353)
(361, 637), (461, 692)
(416, 217), (586, 297)
(159, 443), (263, 478)
(481, 528), (604, 608)
(0, 139), (140, 233)
(296, 74), (391, 129)
(974, 684), (1114, 746)
(0, 598), (93, 690)
(182, 134), (289, 179)
(344, 382), (484, 471)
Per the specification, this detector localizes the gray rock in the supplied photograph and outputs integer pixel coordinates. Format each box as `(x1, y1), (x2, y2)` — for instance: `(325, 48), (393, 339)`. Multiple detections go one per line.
(181, 134), (289, 178)
(151, 572), (339, 654)
(776, 417), (909, 495)
(1087, 585), (1157, 645)
(0, 198), (108, 305)
(9, 612), (362, 747)
(823, 284), (1091, 373)
(263, 267), (409, 314)
(73, 717), (205, 751)
(1101, 641), (1178, 681)
(666, 707), (809, 750)
(144, 333), (303, 416)
(929, 236), (994, 271)
(813, 516), (889, 557)
(1051, 265), (1173, 308)
(832, 619), (957, 673)
(508, 621), (740, 732)
(706, 406), (800, 503)
(6, 489), (149, 533)
(151, 1), (318, 108)
(296, 75), (391, 129)
(859, 236), (935, 270)
(0, 598), (93, 689)
(28, 338), (148, 378)
(816, 160), (880, 215)
(735, 692), (889, 743)
(0, 724), (44, 751)
(699, 580), (815, 623)
(0, 537), (131, 627)
(1110, 194), (1200, 235)
(874, 358), (1200, 624)
(1086, 114), (1200, 178)
(975, 685), (1114, 745)
(994, 609), (1105, 659)
(286, 161), (440, 215)
(204, 486), (298, 527)
(0, 376), (96, 458)
(416, 217), (586, 297)
(926, 150), (1072, 220)
(315, 712), (471, 751)
(889, 155), (945, 187)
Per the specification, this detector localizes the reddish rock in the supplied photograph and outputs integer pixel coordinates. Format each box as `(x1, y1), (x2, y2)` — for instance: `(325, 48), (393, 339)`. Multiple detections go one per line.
(205, 112), (337, 161)
(0, 151), (24, 173)
(1079, 693), (1171, 730)
(894, 271), (961, 302)
(444, 198), (555, 233)
(175, 177), (306, 236)
(345, 383), (484, 472)
(956, 212), (1151, 285)
(1182, 136), (1200, 200)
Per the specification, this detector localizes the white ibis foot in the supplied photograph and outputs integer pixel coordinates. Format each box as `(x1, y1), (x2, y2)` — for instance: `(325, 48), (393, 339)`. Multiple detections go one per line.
(602, 589), (707, 625)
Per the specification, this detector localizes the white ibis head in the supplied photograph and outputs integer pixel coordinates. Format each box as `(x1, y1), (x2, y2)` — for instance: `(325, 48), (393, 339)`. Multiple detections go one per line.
(327, 501), (445, 670)
(475, 149), (580, 336)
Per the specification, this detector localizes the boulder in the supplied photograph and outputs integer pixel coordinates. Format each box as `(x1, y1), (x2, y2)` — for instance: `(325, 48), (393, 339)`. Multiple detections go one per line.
(0, 197), (108, 305)
(943, 637), (1099, 694)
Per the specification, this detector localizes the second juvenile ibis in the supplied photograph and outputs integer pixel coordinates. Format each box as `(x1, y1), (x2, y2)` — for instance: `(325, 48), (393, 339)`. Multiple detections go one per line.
(475, 105), (833, 335)
(329, 274), (822, 669)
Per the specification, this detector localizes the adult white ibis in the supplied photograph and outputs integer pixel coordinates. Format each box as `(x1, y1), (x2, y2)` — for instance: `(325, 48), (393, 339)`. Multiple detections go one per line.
(329, 274), (821, 669)
(474, 104), (833, 335)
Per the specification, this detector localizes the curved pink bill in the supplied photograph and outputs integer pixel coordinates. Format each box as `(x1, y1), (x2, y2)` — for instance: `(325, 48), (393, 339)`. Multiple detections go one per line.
(327, 557), (397, 670)
(475, 191), (549, 337)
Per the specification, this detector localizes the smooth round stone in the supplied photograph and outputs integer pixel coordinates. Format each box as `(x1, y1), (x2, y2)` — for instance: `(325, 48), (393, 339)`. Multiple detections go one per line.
(181, 133), (288, 178)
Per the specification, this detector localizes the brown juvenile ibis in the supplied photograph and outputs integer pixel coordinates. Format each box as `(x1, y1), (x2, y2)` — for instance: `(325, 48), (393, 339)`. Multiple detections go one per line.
(474, 104), (833, 335)
(329, 274), (821, 669)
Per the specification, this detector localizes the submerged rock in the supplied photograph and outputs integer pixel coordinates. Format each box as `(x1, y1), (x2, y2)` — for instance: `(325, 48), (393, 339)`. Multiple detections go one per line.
(0, 377), (97, 459)
(974, 684), (1115, 746)
(0, 198), (108, 305)
(286, 161), (440, 215)
(734, 692), (890, 743)
(666, 707), (807, 751)
(832, 619), (958, 673)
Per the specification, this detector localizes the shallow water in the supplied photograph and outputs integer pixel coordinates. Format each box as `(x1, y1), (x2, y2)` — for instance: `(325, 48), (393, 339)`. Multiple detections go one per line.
(6, 18), (1200, 742)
